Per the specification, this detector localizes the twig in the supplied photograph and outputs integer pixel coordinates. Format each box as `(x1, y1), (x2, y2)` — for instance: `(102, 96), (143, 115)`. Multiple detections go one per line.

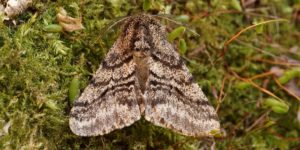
(270, 131), (300, 141)
(249, 71), (274, 80)
(217, 19), (288, 61)
(230, 70), (283, 101)
(273, 76), (300, 102)
(224, 19), (288, 47)
(245, 110), (270, 132)
(250, 58), (300, 67)
(216, 76), (227, 112)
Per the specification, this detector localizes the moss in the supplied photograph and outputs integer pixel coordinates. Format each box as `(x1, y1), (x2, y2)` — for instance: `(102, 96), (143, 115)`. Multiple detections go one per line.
(0, 0), (299, 149)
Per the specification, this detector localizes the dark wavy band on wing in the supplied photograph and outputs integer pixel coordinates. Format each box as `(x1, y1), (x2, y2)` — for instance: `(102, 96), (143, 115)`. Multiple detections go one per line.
(90, 70), (136, 87)
(72, 80), (135, 108)
(151, 50), (183, 68)
(147, 79), (218, 120)
(102, 54), (133, 69)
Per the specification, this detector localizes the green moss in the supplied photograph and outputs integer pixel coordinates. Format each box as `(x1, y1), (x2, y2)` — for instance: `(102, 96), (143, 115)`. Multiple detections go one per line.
(0, 0), (299, 149)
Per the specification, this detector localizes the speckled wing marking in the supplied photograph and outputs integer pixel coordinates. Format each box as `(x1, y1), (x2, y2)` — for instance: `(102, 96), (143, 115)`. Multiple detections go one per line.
(144, 32), (220, 137)
(69, 38), (141, 136)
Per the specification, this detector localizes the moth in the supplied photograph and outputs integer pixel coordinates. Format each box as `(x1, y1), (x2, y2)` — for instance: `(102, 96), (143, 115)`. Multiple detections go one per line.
(69, 14), (220, 137)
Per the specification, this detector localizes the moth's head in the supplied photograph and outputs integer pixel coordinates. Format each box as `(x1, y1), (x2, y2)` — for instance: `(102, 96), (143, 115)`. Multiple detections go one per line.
(121, 14), (165, 37)
(118, 14), (166, 50)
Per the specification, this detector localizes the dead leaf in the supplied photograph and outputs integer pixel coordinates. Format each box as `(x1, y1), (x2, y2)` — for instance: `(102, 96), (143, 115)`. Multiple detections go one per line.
(56, 7), (84, 32)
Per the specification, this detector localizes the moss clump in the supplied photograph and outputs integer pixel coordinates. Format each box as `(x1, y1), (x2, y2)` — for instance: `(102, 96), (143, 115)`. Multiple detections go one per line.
(0, 0), (299, 149)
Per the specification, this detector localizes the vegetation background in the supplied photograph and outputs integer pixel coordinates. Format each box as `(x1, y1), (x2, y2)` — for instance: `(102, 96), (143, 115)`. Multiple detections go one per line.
(0, 0), (300, 149)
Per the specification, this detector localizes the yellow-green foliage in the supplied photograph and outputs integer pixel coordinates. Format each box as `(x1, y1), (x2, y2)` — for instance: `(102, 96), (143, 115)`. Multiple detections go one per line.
(0, 0), (299, 149)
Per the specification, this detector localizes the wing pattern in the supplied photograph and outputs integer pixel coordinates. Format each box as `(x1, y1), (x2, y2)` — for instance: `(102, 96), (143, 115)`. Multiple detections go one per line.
(144, 37), (220, 137)
(69, 14), (220, 137)
(69, 39), (142, 136)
